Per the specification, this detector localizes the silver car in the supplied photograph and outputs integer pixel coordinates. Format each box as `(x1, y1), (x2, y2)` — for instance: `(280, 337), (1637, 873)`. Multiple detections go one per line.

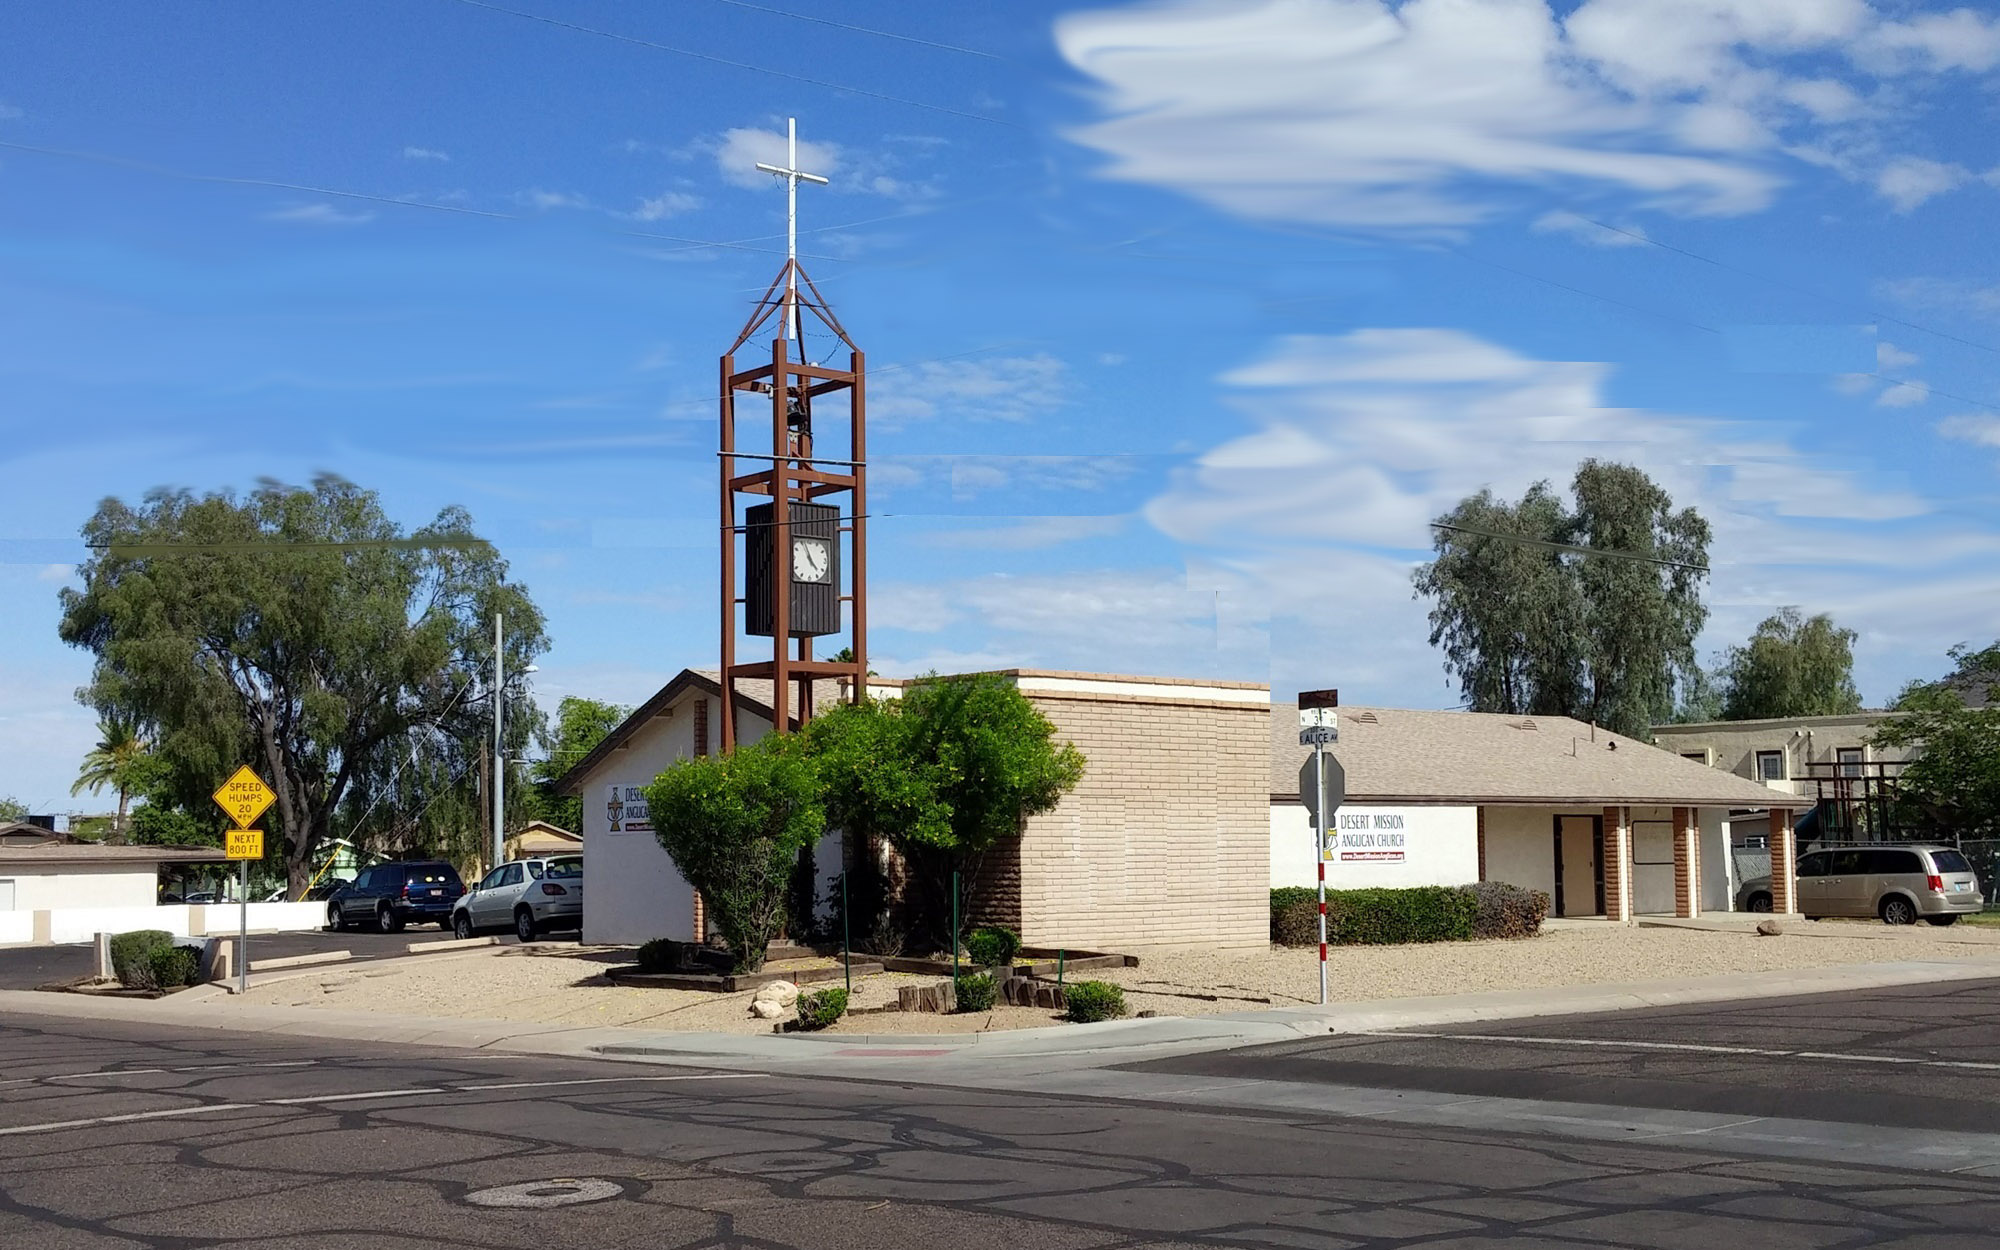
(452, 855), (582, 942)
(1738, 844), (1981, 925)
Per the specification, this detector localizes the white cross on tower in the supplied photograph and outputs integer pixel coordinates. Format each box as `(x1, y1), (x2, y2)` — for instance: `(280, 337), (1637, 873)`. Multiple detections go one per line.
(755, 117), (829, 346)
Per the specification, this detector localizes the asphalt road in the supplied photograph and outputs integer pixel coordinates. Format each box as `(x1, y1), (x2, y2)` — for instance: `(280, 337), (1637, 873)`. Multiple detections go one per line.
(1132, 977), (2000, 1135)
(6, 1005), (2000, 1248)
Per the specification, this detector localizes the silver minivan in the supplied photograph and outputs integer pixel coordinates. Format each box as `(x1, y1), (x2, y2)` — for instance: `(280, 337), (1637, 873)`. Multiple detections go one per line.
(1740, 844), (1981, 925)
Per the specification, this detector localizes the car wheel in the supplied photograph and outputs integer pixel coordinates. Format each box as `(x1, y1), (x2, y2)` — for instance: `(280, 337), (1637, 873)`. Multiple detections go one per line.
(327, 903), (345, 932)
(1746, 892), (1772, 913)
(1926, 915), (1960, 927)
(377, 905), (404, 934)
(453, 911), (474, 940)
(514, 908), (538, 943)
(1882, 897), (1918, 926)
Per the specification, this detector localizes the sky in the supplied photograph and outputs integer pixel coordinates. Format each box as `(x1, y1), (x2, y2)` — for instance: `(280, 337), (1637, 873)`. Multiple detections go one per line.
(3, 0), (1999, 812)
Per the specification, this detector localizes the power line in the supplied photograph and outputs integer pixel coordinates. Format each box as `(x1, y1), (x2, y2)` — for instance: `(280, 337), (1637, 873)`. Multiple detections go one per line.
(702, 0), (1004, 60)
(1431, 521), (1712, 574)
(444, 0), (1015, 128)
(0, 139), (514, 219)
(1579, 217), (2000, 360)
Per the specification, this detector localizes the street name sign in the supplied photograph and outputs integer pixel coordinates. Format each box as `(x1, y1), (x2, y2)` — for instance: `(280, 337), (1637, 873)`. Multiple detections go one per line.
(225, 829), (264, 860)
(1298, 724), (1339, 745)
(212, 765), (275, 829)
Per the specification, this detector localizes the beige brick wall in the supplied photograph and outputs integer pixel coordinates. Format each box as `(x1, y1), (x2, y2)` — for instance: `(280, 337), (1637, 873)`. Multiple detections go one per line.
(1015, 693), (1269, 950)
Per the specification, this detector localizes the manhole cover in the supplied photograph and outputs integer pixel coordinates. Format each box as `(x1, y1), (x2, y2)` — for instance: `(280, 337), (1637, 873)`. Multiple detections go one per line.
(464, 1178), (624, 1209)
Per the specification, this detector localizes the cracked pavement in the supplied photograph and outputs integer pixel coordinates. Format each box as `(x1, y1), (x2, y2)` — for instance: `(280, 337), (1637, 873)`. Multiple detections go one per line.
(8, 987), (2000, 1248)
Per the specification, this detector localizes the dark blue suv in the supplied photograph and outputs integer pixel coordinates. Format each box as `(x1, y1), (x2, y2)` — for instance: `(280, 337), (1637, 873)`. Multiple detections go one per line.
(326, 861), (465, 933)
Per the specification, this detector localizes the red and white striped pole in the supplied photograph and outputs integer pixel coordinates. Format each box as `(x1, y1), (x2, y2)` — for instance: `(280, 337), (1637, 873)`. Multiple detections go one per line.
(1315, 742), (1328, 1005)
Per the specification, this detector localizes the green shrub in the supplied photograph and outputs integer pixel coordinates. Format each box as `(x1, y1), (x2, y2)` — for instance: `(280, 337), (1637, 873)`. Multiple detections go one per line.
(1270, 887), (1481, 947)
(636, 938), (680, 973)
(109, 929), (176, 988)
(1062, 980), (1125, 1023)
(794, 987), (849, 1032)
(1270, 887), (1320, 947)
(149, 945), (201, 989)
(953, 972), (997, 1013)
(1466, 881), (1549, 939)
(964, 926), (1021, 969)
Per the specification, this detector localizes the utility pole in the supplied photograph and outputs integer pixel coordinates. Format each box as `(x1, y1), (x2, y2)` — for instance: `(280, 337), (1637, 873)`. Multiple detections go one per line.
(493, 610), (505, 871)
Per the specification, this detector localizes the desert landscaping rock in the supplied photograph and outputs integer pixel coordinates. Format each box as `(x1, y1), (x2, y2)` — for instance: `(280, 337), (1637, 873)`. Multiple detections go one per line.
(224, 924), (2000, 1035)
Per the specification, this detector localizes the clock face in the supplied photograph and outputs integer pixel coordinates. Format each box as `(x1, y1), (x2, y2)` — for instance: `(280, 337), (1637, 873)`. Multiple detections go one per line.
(792, 537), (832, 584)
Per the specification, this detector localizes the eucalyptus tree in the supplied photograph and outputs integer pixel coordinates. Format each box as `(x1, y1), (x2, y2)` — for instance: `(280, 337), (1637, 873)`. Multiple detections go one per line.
(59, 476), (546, 891)
(1415, 460), (1711, 740)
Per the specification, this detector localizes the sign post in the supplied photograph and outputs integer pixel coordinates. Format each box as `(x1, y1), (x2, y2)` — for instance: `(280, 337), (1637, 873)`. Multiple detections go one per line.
(1298, 689), (1341, 1006)
(212, 766), (276, 995)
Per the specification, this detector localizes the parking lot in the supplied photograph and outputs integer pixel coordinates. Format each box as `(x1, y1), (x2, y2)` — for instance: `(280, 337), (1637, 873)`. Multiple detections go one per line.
(1131, 975), (2000, 1134)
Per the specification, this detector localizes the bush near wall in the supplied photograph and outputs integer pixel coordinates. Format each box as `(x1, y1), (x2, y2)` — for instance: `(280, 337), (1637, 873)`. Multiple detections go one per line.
(108, 930), (176, 988)
(1270, 884), (1546, 946)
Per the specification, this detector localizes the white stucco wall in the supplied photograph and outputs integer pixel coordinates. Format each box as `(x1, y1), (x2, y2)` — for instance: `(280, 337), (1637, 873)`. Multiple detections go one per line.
(1702, 808), (1730, 912)
(1270, 803), (1479, 890)
(0, 866), (160, 911)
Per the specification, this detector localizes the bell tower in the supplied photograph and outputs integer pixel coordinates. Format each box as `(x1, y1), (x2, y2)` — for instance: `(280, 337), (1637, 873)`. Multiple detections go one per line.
(719, 118), (867, 749)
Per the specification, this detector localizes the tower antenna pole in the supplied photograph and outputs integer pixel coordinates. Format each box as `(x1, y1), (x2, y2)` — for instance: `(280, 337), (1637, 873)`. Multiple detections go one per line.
(755, 117), (828, 349)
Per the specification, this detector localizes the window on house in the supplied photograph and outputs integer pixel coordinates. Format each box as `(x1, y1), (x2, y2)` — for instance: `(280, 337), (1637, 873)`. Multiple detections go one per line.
(1837, 747), (1864, 778)
(1681, 750), (1709, 766)
(1756, 750), (1786, 782)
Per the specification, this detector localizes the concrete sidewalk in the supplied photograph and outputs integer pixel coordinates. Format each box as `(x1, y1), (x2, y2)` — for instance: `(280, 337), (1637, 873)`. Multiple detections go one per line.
(8, 950), (2000, 1078)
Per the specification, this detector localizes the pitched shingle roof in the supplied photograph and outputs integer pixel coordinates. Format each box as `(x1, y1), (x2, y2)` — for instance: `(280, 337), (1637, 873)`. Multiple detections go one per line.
(1272, 704), (1811, 809)
(0, 844), (229, 867)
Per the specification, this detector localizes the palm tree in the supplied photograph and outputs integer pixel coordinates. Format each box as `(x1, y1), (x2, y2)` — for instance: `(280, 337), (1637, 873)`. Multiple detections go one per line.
(72, 716), (149, 834)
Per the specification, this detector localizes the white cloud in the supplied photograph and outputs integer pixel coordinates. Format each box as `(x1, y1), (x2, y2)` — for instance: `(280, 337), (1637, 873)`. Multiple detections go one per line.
(1881, 276), (2000, 317)
(1532, 211), (1651, 247)
(263, 202), (375, 226)
(870, 354), (1069, 426)
(715, 126), (842, 191)
(34, 564), (72, 584)
(918, 515), (1129, 551)
(1876, 339), (1919, 370)
(1141, 326), (1985, 701)
(1874, 155), (1967, 211)
(1940, 415), (2000, 448)
(1876, 380), (1930, 407)
(1057, 0), (1999, 231)
(629, 191), (701, 221)
(402, 146), (450, 161)
(517, 188), (590, 211)
(0, 102), (21, 121)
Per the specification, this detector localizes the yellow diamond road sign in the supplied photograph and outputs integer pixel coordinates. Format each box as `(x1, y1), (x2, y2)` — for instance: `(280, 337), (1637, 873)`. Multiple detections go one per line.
(213, 765), (275, 829)
(225, 829), (264, 861)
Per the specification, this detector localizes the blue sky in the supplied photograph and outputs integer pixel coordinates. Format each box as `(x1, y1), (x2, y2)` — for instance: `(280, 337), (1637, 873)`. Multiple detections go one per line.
(4, 0), (2000, 811)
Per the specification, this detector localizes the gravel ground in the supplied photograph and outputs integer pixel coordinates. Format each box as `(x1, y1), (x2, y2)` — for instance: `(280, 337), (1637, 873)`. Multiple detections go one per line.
(228, 922), (2000, 1035)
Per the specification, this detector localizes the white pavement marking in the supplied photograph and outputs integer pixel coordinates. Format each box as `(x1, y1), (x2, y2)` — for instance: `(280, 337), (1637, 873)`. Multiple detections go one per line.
(0, 1072), (756, 1137)
(1352, 1030), (2000, 1072)
(0, 1104), (258, 1136)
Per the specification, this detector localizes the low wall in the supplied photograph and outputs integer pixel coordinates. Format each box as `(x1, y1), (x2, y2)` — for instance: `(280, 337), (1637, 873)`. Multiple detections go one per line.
(16, 901), (326, 946)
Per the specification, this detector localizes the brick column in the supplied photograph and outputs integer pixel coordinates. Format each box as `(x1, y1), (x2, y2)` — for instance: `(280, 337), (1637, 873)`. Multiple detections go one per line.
(1476, 806), (1487, 882)
(1602, 806), (1632, 923)
(1672, 806), (1694, 918)
(1687, 807), (1702, 916)
(1769, 808), (1797, 914)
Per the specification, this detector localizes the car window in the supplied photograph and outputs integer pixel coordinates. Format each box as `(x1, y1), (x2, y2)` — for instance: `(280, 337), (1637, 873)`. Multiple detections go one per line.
(353, 868), (376, 891)
(1931, 849), (1973, 874)
(545, 857), (582, 879)
(1796, 853), (1827, 879)
(1825, 850), (1865, 875)
(1865, 849), (1923, 875)
(477, 869), (503, 891)
(526, 861), (545, 879)
(409, 865), (459, 887)
(500, 864), (523, 886)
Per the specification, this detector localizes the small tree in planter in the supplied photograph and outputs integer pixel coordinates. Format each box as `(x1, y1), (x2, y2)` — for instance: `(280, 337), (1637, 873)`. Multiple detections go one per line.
(644, 737), (823, 974)
(809, 674), (1084, 952)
